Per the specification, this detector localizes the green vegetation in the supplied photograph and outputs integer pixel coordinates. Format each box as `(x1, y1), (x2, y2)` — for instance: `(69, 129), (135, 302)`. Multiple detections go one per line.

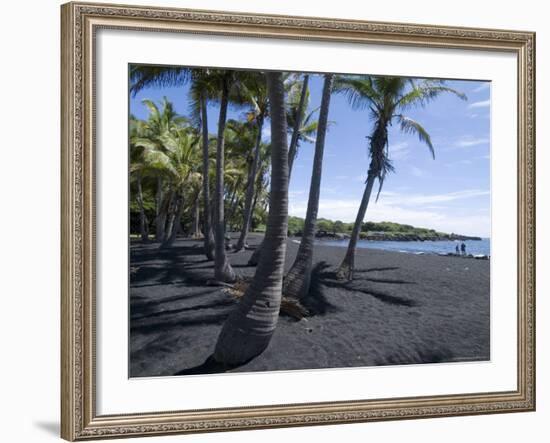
(285, 216), (480, 241)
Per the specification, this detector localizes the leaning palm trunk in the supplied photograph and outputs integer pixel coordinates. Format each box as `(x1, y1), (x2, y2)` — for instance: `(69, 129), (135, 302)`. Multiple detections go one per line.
(155, 177), (164, 242)
(250, 184), (261, 224)
(213, 76), (236, 282)
(135, 172), (149, 242)
(283, 74), (333, 299)
(192, 194), (202, 238)
(200, 94), (215, 260)
(234, 116), (264, 252)
(336, 174), (376, 280)
(226, 177), (241, 228)
(162, 192), (184, 248)
(214, 71), (289, 366)
(336, 120), (387, 280)
(162, 193), (177, 241)
(155, 191), (173, 244)
(288, 74), (309, 179)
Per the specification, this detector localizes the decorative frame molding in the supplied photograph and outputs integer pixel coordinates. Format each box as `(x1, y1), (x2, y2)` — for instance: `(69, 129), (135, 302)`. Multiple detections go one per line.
(61, 2), (536, 440)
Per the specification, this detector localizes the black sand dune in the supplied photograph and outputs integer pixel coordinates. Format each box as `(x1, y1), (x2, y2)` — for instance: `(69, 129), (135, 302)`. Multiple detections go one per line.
(129, 233), (490, 377)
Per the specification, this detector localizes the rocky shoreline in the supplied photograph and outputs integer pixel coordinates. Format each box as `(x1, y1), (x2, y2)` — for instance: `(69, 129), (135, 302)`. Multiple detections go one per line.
(313, 230), (482, 242)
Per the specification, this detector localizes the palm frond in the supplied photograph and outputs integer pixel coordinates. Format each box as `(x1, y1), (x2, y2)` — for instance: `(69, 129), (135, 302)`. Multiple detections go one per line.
(129, 66), (191, 96)
(143, 149), (178, 176)
(396, 115), (435, 159)
(333, 76), (381, 113)
(396, 80), (467, 111)
(131, 136), (158, 151)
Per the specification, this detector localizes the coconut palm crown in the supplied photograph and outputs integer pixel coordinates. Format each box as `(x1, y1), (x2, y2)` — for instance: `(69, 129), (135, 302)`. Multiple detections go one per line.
(334, 76), (467, 280)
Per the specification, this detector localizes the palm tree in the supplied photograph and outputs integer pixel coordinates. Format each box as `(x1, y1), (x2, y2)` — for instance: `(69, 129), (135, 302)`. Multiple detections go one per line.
(213, 71), (289, 366)
(287, 73), (311, 177)
(131, 98), (187, 243)
(188, 75), (218, 259)
(129, 116), (151, 242)
(130, 66), (217, 258)
(283, 74), (334, 299)
(334, 76), (466, 280)
(246, 75), (317, 266)
(132, 103), (201, 247)
(224, 119), (259, 230)
(158, 128), (201, 247)
(195, 81), (216, 259)
(234, 74), (269, 252)
(212, 70), (237, 282)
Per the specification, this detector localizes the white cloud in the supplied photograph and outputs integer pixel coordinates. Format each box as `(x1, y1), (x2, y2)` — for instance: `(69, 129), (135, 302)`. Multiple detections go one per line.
(472, 83), (490, 93)
(414, 189), (487, 204)
(389, 141), (410, 161)
(454, 137), (490, 148)
(409, 165), (425, 177)
(288, 189), (491, 237)
(445, 159), (472, 167)
(380, 189), (489, 206)
(468, 99), (491, 109)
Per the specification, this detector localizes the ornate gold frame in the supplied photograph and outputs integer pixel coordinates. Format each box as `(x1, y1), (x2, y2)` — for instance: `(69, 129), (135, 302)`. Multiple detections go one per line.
(61, 1), (536, 440)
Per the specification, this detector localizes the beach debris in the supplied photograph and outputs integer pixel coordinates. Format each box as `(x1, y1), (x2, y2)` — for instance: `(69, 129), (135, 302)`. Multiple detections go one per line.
(206, 280), (236, 288)
(224, 279), (310, 320)
(281, 299), (310, 320)
(445, 252), (490, 260)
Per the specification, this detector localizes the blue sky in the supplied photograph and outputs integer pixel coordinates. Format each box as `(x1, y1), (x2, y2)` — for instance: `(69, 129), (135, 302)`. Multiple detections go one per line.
(130, 71), (491, 237)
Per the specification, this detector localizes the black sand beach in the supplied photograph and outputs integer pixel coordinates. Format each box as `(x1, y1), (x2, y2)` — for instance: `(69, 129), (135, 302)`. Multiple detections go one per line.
(129, 233), (490, 377)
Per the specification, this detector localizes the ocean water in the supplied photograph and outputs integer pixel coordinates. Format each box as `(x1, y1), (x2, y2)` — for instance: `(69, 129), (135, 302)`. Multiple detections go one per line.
(314, 238), (491, 256)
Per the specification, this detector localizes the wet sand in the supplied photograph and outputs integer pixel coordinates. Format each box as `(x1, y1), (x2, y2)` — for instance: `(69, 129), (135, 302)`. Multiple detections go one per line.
(129, 233), (490, 377)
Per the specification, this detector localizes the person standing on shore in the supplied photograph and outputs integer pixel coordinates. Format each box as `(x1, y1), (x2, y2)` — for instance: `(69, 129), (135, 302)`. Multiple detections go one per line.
(455, 244), (460, 255)
(461, 242), (466, 255)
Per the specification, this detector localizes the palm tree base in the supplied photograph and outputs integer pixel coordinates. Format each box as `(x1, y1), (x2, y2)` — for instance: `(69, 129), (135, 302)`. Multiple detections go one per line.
(214, 261), (237, 283)
(247, 242), (263, 265)
(213, 305), (278, 367)
(336, 262), (353, 281)
(283, 264), (311, 300)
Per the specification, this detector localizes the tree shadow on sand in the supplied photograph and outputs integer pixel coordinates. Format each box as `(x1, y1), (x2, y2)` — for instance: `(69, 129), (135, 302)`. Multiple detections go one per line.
(173, 355), (257, 375)
(131, 298), (236, 321)
(130, 307), (233, 336)
(130, 243), (216, 290)
(314, 262), (421, 308)
(304, 262), (341, 316)
(374, 346), (455, 365)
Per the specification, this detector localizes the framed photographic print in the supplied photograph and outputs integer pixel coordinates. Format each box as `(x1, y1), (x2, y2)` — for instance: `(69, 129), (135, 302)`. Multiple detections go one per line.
(61, 1), (536, 440)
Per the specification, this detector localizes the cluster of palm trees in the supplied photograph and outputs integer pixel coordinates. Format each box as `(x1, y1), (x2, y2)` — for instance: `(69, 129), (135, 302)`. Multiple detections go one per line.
(130, 66), (465, 367)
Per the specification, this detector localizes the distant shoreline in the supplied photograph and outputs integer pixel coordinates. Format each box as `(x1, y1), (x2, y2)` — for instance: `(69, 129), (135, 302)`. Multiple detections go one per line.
(312, 231), (483, 242)
(289, 236), (491, 259)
